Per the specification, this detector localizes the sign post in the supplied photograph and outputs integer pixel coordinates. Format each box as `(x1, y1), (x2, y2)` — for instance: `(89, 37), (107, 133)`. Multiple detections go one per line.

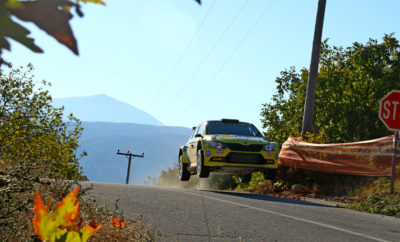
(391, 132), (399, 194)
(379, 90), (400, 194)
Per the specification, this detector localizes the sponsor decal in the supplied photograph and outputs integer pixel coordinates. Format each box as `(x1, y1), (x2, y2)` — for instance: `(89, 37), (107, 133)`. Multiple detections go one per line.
(217, 150), (224, 155)
(275, 154), (279, 160)
(205, 151), (212, 157)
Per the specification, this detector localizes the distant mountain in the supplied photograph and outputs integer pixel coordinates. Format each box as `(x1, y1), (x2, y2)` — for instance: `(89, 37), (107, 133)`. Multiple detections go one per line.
(78, 122), (191, 184)
(53, 94), (163, 126)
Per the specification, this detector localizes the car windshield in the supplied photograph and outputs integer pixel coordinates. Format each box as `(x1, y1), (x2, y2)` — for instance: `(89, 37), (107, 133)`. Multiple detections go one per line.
(205, 121), (263, 137)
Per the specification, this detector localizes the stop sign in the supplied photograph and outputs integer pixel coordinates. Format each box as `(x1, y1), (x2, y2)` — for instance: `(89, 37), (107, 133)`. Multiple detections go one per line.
(379, 90), (400, 131)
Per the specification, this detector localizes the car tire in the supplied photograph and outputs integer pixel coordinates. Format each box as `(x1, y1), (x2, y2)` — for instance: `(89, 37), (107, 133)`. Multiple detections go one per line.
(197, 149), (210, 178)
(179, 155), (190, 181)
(263, 169), (277, 180)
(238, 174), (252, 183)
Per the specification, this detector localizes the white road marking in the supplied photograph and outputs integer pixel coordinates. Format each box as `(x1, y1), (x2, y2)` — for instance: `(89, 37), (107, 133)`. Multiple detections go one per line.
(173, 189), (390, 242)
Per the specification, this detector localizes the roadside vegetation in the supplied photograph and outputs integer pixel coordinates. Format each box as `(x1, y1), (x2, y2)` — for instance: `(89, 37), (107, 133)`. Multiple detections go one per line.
(0, 65), (156, 241)
(234, 169), (400, 217)
(257, 34), (400, 216)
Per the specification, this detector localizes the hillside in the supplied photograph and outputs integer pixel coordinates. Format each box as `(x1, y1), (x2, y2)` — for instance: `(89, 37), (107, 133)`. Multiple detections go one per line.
(78, 122), (191, 184)
(53, 94), (163, 126)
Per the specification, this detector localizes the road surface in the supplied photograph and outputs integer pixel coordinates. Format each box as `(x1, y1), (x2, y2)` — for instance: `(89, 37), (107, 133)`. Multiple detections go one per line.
(85, 182), (400, 241)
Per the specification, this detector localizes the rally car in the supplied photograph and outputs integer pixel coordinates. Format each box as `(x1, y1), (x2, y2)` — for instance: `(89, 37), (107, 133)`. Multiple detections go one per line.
(178, 119), (279, 182)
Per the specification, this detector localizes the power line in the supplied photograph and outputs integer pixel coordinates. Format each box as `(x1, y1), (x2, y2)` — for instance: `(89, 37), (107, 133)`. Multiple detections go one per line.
(157, 0), (250, 120)
(135, 1), (217, 155)
(174, 0), (275, 124)
(137, 0), (217, 124)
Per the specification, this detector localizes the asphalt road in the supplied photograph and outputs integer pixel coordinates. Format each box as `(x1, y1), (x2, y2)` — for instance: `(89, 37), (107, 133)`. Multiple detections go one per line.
(84, 182), (400, 242)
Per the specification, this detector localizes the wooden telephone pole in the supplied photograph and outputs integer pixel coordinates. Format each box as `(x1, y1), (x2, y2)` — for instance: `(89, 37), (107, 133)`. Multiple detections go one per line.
(302, 0), (327, 138)
(117, 149), (144, 184)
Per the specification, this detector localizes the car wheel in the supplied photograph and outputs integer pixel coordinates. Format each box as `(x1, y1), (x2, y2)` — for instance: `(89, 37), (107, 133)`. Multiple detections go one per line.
(179, 155), (190, 181)
(263, 169), (277, 180)
(238, 173), (252, 183)
(196, 149), (209, 178)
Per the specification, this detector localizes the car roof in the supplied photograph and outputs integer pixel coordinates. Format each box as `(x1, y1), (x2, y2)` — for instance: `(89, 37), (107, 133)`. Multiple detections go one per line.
(202, 119), (252, 125)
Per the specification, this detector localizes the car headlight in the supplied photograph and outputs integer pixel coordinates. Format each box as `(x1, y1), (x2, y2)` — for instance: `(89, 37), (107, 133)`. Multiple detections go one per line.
(263, 142), (279, 151)
(209, 141), (227, 149)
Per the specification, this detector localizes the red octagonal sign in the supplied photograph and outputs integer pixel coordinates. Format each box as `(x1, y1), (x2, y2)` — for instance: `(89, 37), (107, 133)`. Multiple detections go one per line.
(379, 90), (400, 131)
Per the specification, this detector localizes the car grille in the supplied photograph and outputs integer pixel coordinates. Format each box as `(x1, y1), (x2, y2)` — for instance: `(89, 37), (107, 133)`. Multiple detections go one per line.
(226, 152), (266, 165)
(225, 143), (264, 152)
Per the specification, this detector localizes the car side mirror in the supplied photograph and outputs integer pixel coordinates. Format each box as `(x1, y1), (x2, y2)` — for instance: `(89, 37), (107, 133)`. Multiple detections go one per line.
(194, 134), (203, 138)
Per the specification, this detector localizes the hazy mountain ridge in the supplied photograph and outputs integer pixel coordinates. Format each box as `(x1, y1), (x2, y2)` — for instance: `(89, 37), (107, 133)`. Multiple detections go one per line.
(78, 122), (191, 184)
(53, 94), (163, 126)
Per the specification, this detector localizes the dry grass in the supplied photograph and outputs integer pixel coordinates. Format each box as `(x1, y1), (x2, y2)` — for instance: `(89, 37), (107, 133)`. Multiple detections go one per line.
(0, 176), (159, 241)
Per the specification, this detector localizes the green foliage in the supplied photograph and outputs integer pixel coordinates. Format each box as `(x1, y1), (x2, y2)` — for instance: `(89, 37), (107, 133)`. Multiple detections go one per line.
(261, 34), (400, 145)
(233, 172), (266, 190)
(0, 64), (85, 180)
(0, 65), (86, 239)
(234, 172), (287, 196)
(347, 179), (400, 217)
(347, 193), (400, 216)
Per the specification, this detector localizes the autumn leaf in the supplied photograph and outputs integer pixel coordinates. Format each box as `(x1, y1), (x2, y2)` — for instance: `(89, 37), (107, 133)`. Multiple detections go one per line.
(112, 215), (126, 229)
(9, 0), (80, 55)
(32, 186), (101, 242)
(32, 191), (55, 241)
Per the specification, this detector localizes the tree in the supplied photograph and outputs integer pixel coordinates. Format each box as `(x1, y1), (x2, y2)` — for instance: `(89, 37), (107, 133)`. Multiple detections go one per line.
(261, 34), (400, 145)
(0, 65), (86, 238)
(0, 64), (85, 179)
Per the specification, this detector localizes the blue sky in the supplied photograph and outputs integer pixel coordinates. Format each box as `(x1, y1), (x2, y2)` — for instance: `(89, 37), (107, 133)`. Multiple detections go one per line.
(4, 0), (400, 130)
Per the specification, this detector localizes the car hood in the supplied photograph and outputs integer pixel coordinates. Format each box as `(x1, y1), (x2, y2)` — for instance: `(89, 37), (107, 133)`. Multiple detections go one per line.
(205, 134), (268, 144)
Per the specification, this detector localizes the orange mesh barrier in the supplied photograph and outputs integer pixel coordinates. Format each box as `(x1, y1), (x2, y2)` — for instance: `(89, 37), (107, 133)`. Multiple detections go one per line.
(279, 135), (400, 176)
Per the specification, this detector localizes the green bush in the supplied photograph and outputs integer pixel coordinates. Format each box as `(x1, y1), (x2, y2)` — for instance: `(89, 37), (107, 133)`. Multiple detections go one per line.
(348, 193), (400, 216)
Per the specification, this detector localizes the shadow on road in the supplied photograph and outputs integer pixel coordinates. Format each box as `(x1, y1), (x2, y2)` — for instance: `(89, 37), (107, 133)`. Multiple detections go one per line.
(209, 190), (333, 207)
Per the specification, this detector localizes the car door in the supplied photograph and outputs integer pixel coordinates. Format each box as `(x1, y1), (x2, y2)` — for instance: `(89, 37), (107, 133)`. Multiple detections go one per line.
(187, 125), (199, 163)
(191, 123), (206, 161)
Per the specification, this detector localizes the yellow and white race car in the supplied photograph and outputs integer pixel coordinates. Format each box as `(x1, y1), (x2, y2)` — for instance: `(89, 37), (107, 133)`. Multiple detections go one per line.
(178, 119), (279, 182)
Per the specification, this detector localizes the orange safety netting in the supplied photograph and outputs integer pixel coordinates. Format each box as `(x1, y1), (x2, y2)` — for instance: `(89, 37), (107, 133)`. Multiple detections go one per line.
(279, 135), (400, 176)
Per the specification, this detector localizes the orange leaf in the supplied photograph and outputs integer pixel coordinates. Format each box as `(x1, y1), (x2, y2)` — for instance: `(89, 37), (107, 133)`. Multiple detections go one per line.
(32, 186), (100, 241)
(54, 186), (80, 227)
(32, 192), (52, 241)
(112, 216), (126, 229)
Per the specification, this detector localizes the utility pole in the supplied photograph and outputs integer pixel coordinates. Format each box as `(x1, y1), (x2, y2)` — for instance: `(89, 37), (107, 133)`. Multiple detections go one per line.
(116, 149), (144, 184)
(301, 0), (327, 138)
